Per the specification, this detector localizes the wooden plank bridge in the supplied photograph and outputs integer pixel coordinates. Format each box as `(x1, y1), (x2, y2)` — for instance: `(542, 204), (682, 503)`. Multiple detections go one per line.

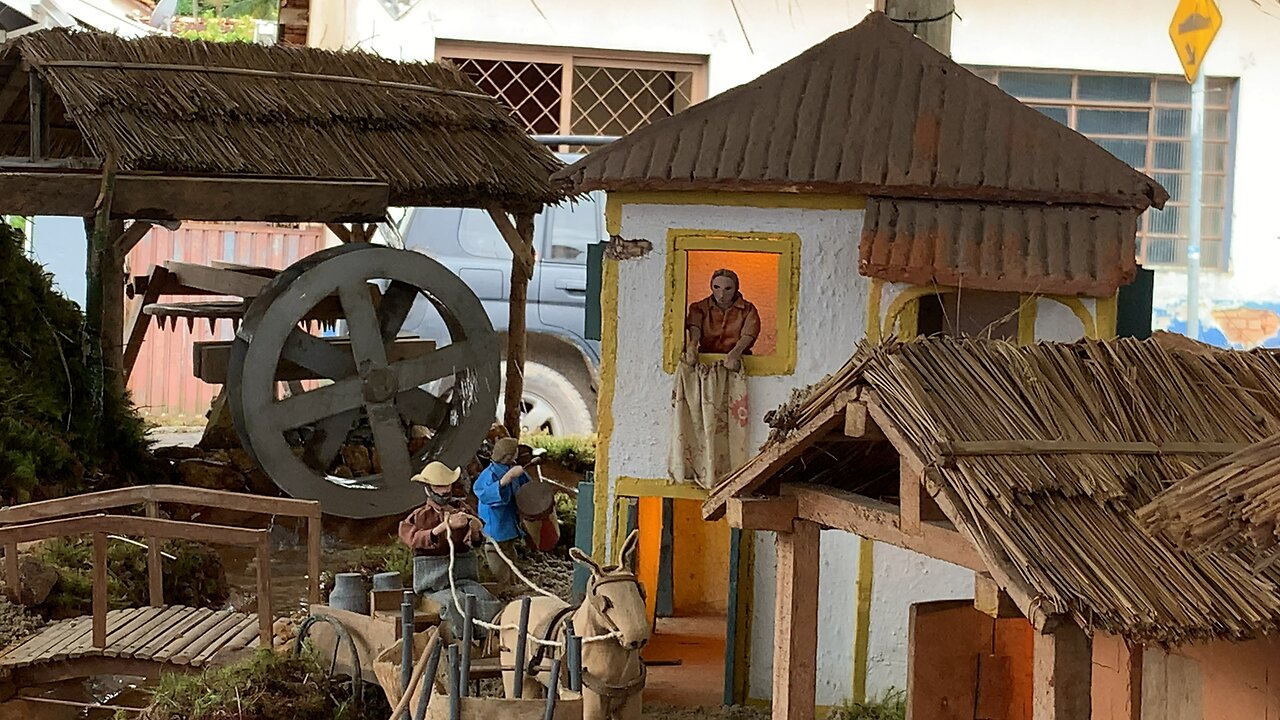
(0, 485), (323, 688)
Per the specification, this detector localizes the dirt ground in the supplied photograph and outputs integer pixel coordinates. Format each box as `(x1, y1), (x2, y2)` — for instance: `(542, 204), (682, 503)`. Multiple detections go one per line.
(642, 704), (770, 720)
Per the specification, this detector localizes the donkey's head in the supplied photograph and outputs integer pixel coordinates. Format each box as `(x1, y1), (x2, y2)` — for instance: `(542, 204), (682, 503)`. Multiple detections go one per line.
(570, 530), (650, 651)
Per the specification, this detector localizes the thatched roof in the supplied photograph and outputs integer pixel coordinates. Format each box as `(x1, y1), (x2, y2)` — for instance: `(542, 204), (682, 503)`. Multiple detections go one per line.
(709, 337), (1280, 643)
(1141, 436), (1280, 570)
(0, 29), (566, 209)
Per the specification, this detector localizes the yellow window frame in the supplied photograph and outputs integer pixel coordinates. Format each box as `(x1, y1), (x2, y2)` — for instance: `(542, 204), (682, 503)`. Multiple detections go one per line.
(662, 229), (801, 376)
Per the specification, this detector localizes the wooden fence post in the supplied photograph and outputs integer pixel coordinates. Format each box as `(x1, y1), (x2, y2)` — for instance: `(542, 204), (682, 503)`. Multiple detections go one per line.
(145, 499), (163, 607)
(256, 533), (273, 647)
(92, 532), (108, 649)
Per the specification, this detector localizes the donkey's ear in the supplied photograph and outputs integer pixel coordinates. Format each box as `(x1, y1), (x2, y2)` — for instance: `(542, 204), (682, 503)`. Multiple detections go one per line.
(618, 529), (640, 569)
(569, 547), (603, 575)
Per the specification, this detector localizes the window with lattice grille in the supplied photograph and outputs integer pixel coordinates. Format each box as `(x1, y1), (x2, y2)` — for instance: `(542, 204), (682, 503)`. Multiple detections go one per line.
(440, 44), (706, 141)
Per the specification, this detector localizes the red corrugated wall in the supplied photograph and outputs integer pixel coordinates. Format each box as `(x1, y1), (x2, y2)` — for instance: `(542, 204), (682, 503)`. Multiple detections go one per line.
(125, 222), (328, 423)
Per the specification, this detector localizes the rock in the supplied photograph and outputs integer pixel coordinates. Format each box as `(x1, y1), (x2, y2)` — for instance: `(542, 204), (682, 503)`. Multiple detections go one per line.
(0, 554), (58, 606)
(333, 465), (354, 479)
(341, 445), (373, 476)
(244, 468), (280, 497)
(153, 445), (205, 461)
(409, 425), (432, 439)
(226, 448), (258, 474)
(174, 459), (246, 492)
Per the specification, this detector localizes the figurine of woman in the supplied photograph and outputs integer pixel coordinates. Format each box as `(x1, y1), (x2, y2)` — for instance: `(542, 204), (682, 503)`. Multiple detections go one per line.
(683, 268), (761, 371)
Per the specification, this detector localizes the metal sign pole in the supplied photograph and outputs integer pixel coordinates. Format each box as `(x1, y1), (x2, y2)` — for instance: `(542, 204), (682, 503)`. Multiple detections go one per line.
(1187, 70), (1205, 339)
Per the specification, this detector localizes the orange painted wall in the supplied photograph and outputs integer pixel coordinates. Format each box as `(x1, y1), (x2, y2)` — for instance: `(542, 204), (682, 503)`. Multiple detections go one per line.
(1090, 633), (1135, 720)
(671, 498), (730, 615)
(636, 497), (663, 623)
(685, 250), (780, 355)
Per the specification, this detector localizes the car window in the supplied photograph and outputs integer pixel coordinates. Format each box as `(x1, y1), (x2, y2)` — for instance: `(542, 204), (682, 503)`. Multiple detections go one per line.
(546, 198), (601, 265)
(400, 207), (461, 253)
(457, 209), (512, 259)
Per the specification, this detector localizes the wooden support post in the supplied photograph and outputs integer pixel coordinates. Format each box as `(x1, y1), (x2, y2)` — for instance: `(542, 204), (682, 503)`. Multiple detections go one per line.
(726, 497), (796, 533)
(4, 542), (18, 604)
(123, 265), (166, 381)
(27, 70), (47, 162)
(102, 219), (127, 394)
(844, 400), (886, 440)
(1033, 622), (1092, 720)
(974, 573), (1020, 618)
(502, 212), (535, 436)
(882, 0), (955, 56)
(256, 533), (273, 647)
(899, 463), (922, 536)
(145, 499), (163, 607)
(307, 511), (322, 604)
(84, 157), (117, 421)
(773, 518), (820, 720)
(92, 532), (108, 649)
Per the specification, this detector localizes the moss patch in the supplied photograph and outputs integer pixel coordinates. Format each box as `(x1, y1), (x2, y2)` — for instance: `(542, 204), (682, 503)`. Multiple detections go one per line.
(130, 648), (389, 720)
(825, 689), (906, 720)
(0, 224), (161, 504)
(523, 433), (596, 474)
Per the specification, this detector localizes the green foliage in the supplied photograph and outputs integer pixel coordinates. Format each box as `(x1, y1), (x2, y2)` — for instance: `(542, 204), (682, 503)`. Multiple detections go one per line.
(319, 542), (414, 596)
(129, 648), (389, 720)
(174, 16), (258, 43)
(825, 689), (907, 720)
(33, 537), (229, 617)
(0, 225), (160, 505)
(522, 433), (596, 474)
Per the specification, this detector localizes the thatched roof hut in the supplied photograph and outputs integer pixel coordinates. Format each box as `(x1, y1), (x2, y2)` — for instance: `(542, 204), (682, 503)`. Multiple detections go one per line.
(0, 29), (565, 220)
(707, 337), (1280, 644)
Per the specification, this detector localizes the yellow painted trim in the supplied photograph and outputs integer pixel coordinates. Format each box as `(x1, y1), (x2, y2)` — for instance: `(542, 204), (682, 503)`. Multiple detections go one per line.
(592, 258), (621, 560)
(1018, 294), (1038, 346)
(1047, 295), (1098, 339)
(607, 190), (867, 212)
(883, 285), (958, 338)
(615, 476), (710, 501)
(852, 537), (875, 703)
(662, 229), (802, 376)
(1096, 294), (1118, 340)
(604, 194), (623, 236)
(866, 278), (885, 344)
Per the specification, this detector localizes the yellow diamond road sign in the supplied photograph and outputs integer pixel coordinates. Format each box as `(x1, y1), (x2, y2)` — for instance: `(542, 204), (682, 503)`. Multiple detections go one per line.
(1169, 0), (1223, 83)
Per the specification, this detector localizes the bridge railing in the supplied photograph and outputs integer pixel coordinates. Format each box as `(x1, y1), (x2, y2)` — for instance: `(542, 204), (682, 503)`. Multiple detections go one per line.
(0, 485), (324, 649)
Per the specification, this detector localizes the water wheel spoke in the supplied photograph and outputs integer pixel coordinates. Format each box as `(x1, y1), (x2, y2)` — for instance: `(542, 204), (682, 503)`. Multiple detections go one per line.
(391, 342), (474, 389)
(368, 403), (412, 481)
(338, 282), (388, 366)
(378, 281), (419, 343)
(302, 409), (359, 470)
(268, 377), (365, 429)
(396, 388), (449, 428)
(281, 328), (355, 379)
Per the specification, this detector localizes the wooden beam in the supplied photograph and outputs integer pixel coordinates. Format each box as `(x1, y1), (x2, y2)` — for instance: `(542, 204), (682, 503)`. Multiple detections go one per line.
(144, 500), (163, 608)
(863, 397), (1061, 630)
(122, 265), (166, 381)
(0, 484), (320, 525)
(1032, 622), (1091, 720)
(326, 222), (353, 243)
(773, 518), (820, 720)
(0, 172), (389, 223)
(844, 400), (886, 440)
(114, 221), (153, 255)
(163, 261), (269, 298)
(486, 207), (536, 275)
(725, 497), (797, 533)
(900, 463), (922, 536)
(703, 392), (851, 521)
(781, 483), (985, 572)
(192, 338), (436, 384)
(974, 573), (1022, 619)
(938, 439), (1248, 459)
(0, 514), (267, 547)
(27, 71), (47, 161)
(503, 212), (535, 436)
(92, 532), (108, 648)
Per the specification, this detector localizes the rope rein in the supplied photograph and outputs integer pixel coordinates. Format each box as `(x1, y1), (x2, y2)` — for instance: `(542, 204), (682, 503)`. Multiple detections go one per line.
(442, 517), (621, 647)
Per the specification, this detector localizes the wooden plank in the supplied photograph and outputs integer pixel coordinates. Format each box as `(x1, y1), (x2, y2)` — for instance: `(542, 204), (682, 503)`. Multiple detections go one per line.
(171, 612), (246, 665)
(4, 541), (17, 603)
(114, 220), (153, 255)
(27, 71), (46, 161)
(844, 400), (886, 440)
(190, 615), (257, 667)
(101, 607), (166, 657)
(900, 463), (922, 536)
(100, 607), (155, 648)
(72, 610), (145, 658)
(256, 538), (273, 648)
(725, 497), (796, 533)
(153, 608), (233, 661)
(0, 485), (320, 525)
(122, 606), (204, 659)
(308, 516), (322, 604)
(938, 439), (1248, 459)
(145, 500), (163, 607)
(92, 533), (107, 649)
(485, 207), (535, 275)
(0, 514), (267, 548)
(0, 172), (390, 224)
(49, 616), (102, 661)
(1032, 622), (1092, 720)
(122, 265), (165, 381)
(772, 518), (820, 720)
(780, 484), (985, 572)
(4, 617), (89, 667)
(163, 261), (269, 298)
(974, 573), (1022, 619)
(192, 338), (437, 384)
(224, 616), (263, 650)
(976, 653), (1012, 720)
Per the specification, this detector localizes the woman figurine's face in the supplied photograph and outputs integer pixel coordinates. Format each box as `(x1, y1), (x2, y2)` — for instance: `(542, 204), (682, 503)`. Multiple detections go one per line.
(711, 275), (738, 307)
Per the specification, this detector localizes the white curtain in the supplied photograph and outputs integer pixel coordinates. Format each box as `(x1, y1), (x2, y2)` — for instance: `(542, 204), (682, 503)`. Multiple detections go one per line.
(668, 361), (750, 489)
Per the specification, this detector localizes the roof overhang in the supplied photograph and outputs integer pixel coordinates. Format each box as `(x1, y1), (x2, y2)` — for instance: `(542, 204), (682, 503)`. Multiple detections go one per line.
(0, 165), (390, 223)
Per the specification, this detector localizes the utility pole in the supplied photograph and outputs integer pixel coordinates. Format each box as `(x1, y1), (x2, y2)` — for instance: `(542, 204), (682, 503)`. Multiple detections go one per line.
(879, 0), (956, 56)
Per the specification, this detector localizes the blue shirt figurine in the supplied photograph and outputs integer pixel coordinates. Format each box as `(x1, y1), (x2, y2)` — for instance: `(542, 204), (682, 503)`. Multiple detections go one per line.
(473, 437), (531, 543)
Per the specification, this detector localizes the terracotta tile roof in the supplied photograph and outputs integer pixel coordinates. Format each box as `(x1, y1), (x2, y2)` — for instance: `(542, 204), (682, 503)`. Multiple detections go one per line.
(859, 198), (1140, 297)
(555, 12), (1167, 210)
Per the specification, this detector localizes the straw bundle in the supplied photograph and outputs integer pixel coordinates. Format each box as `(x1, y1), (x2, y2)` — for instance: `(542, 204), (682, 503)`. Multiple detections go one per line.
(737, 336), (1280, 643)
(3, 29), (566, 208)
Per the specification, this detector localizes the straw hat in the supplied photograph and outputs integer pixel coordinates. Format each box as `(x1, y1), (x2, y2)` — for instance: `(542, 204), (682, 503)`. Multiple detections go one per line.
(491, 437), (519, 464)
(410, 462), (461, 488)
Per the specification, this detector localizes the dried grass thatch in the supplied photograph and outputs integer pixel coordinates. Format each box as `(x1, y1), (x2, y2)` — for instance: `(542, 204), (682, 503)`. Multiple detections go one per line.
(1141, 436), (1280, 571)
(1, 29), (566, 208)
(723, 337), (1280, 643)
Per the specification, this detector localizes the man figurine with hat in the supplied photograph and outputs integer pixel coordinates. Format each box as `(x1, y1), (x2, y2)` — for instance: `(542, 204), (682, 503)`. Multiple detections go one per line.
(398, 461), (503, 637)
(471, 437), (532, 591)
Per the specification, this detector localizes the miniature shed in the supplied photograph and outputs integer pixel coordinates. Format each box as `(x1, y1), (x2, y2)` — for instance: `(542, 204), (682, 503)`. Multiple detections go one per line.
(555, 11), (1165, 707)
(705, 337), (1280, 720)
(0, 29), (566, 437)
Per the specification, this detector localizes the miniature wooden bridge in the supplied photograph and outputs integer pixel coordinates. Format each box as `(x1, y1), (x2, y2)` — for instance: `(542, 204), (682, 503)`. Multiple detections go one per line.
(0, 485), (322, 688)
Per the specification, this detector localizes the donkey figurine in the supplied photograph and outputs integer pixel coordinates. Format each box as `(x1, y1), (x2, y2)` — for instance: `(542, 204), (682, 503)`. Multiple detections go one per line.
(497, 530), (650, 720)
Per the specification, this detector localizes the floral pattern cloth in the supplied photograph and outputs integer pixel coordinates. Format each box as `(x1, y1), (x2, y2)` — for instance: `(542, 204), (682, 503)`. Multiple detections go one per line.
(668, 359), (750, 489)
